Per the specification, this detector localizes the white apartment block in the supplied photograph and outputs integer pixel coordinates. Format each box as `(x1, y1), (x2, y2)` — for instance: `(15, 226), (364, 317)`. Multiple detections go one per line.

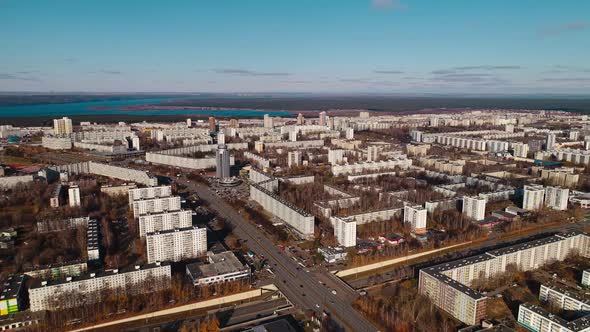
(146, 226), (207, 264)
(249, 181), (314, 239)
(518, 303), (590, 332)
(345, 128), (354, 140)
(128, 185), (172, 205)
(331, 216), (357, 248)
(404, 205), (427, 232)
(582, 270), (590, 287)
(539, 284), (590, 312)
(512, 142), (529, 158)
(41, 136), (73, 150)
(420, 232), (590, 326)
(544, 186), (569, 211)
(410, 130), (423, 142)
(367, 146), (380, 162)
(331, 158), (412, 176)
(523, 185), (545, 211)
(287, 151), (302, 168)
(28, 262), (171, 312)
(138, 210), (192, 237)
(68, 185), (81, 207)
(53, 117), (73, 135)
(546, 133), (557, 150)
(487, 140), (509, 153)
(463, 196), (486, 221)
(328, 149), (345, 165)
(263, 114), (273, 128)
(132, 196), (181, 217)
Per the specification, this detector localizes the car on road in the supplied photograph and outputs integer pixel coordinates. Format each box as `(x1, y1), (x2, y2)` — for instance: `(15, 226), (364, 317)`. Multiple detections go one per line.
(315, 304), (320, 308)
(331, 290), (337, 295)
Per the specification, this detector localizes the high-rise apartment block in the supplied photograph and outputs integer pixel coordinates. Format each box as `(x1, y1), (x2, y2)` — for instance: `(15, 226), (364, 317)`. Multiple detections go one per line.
(128, 186), (172, 205)
(544, 186), (569, 211)
(546, 133), (556, 150)
(523, 185), (545, 211)
(68, 185), (81, 207)
(138, 210), (192, 237)
(512, 142), (529, 158)
(263, 114), (273, 128)
(288, 151), (302, 168)
(132, 196), (181, 217)
(53, 117), (73, 135)
(403, 205), (427, 232)
(319, 111), (327, 126)
(462, 196), (486, 221)
(145, 226), (207, 264)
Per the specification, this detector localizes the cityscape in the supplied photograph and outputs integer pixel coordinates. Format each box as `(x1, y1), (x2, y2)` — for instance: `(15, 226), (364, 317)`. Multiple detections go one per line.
(1, 1), (590, 332)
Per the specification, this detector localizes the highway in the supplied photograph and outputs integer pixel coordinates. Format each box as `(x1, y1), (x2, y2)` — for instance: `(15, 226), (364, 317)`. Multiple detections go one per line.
(178, 176), (378, 332)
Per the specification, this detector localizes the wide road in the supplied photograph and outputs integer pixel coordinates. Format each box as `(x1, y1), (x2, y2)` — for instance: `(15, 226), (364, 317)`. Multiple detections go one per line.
(179, 176), (378, 332)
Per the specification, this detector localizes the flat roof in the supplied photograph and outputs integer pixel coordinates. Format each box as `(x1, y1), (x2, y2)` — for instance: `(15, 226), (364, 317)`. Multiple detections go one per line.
(30, 262), (169, 289)
(521, 303), (590, 331)
(0, 275), (24, 300)
(186, 252), (248, 279)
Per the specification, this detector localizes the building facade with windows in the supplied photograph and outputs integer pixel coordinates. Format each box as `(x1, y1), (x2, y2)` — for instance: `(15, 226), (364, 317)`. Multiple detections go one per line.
(145, 226), (207, 264)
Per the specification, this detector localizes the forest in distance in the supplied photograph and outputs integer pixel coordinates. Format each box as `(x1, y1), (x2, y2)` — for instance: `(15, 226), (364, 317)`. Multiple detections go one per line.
(2, 93), (590, 113)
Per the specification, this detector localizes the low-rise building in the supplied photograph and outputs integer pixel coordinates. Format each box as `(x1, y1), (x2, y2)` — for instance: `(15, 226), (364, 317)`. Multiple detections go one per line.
(0, 275), (25, 316)
(317, 246), (348, 263)
(186, 251), (250, 286)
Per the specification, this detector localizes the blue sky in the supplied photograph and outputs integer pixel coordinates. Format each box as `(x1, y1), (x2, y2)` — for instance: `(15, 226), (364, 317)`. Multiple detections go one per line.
(0, 0), (589, 94)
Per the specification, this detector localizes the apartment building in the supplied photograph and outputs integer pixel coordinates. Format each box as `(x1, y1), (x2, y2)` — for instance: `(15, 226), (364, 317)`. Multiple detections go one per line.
(53, 117), (73, 135)
(420, 232), (590, 325)
(518, 303), (590, 332)
(463, 196), (486, 221)
(28, 263), (171, 312)
(544, 186), (569, 211)
(328, 149), (345, 165)
(540, 168), (579, 188)
(582, 270), (590, 287)
(287, 151), (302, 168)
(132, 196), (181, 218)
(68, 185), (81, 207)
(87, 219), (100, 261)
(41, 136), (73, 150)
(331, 158), (412, 176)
(539, 284), (590, 312)
(512, 142), (529, 158)
(138, 210), (192, 237)
(128, 185), (172, 205)
(403, 205), (427, 232)
(523, 185), (545, 211)
(331, 216), (357, 248)
(145, 226), (207, 264)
